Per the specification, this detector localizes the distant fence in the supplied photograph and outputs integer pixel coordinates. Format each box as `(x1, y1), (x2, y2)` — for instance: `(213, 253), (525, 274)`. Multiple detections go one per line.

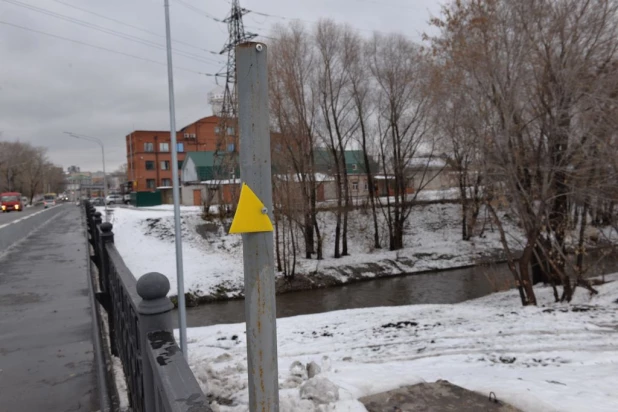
(84, 202), (211, 412)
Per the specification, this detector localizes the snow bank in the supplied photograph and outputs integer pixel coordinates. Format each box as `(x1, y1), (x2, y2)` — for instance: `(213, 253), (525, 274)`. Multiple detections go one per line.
(183, 274), (618, 412)
(104, 203), (521, 300)
(106, 206), (244, 298)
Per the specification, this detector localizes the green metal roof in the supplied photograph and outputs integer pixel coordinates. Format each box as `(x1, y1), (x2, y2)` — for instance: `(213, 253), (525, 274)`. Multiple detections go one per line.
(314, 148), (368, 174)
(183, 151), (215, 168)
(182, 151), (239, 181)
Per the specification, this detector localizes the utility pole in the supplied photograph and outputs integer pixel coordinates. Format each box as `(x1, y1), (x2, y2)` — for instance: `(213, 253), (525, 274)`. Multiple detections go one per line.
(163, 0), (188, 358)
(210, 0), (257, 206)
(236, 42), (279, 411)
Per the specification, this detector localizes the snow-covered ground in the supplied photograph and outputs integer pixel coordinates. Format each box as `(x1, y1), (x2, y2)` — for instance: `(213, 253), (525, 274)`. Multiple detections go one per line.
(106, 206), (244, 298)
(183, 275), (618, 412)
(104, 201), (522, 299)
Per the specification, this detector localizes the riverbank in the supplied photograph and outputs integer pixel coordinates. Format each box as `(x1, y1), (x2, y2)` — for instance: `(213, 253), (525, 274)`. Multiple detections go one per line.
(104, 203), (616, 305)
(106, 203), (523, 302)
(182, 273), (618, 412)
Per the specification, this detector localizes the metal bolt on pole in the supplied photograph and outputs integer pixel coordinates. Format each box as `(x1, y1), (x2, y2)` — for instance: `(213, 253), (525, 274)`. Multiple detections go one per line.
(163, 0), (188, 358)
(236, 42), (280, 411)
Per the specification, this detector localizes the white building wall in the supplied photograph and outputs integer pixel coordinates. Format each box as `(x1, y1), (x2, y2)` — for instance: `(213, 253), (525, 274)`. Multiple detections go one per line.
(181, 157), (198, 183)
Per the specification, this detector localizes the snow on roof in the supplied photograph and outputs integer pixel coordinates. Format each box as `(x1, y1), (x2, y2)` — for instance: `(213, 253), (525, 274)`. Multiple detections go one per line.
(200, 178), (242, 185)
(407, 157), (447, 169)
(274, 173), (335, 182)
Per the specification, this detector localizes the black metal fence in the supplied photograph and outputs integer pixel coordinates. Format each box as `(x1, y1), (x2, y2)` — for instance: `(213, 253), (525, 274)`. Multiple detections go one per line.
(84, 202), (211, 412)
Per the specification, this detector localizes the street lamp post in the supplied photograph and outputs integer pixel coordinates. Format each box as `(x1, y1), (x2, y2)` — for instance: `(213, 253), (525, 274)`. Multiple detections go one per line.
(162, 0), (188, 358)
(64, 132), (108, 218)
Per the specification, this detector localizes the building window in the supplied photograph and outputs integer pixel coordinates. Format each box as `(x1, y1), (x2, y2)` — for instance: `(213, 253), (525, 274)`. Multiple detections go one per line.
(146, 179), (156, 189)
(227, 143), (235, 152)
(145, 160), (155, 170)
(352, 164), (358, 171)
(352, 181), (359, 191)
(161, 178), (172, 186)
(364, 182), (368, 191)
(144, 142), (154, 152)
(177, 143), (184, 152)
(159, 142), (169, 152)
(160, 160), (170, 170)
(227, 127), (234, 135)
(214, 127), (221, 133)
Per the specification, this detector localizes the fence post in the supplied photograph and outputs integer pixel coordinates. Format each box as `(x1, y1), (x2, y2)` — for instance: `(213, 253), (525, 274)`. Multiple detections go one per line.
(92, 212), (103, 270)
(99, 221), (117, 356)
(137, 272), (174, 412)
(86, 203), (95, 241)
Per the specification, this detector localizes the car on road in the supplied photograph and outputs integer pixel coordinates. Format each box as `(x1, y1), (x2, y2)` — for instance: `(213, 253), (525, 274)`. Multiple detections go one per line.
(21, 196), (29, 206)
(1, 192), (24, 212)
(43, 194), (56, 208)
(123, 193), (131, 204)
(105, 194), (123, 205)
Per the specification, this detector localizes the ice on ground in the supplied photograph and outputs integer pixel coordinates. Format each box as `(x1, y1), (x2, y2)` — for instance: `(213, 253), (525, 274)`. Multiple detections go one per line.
(182, 274), (618, 412)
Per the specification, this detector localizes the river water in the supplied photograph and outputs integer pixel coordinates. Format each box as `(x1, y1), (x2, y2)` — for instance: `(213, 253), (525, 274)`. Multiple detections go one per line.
(183, 249), (618, 328)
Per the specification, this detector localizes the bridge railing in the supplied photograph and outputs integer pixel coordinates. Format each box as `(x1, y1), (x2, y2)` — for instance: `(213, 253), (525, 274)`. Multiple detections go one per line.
(85, 202), (211, 412)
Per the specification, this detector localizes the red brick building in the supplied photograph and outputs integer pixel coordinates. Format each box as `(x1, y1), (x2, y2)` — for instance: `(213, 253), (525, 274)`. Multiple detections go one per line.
(126, 116), (236, 192)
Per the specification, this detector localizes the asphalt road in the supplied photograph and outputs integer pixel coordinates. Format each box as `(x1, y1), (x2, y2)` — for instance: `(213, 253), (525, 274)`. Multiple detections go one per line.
(0, 206), (97, 411)
(0, 204), (54, 226)
(0, 205), (40, 224)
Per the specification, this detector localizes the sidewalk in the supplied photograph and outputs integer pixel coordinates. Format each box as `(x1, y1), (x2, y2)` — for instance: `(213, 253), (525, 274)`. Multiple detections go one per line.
(0, 206), (98, 411)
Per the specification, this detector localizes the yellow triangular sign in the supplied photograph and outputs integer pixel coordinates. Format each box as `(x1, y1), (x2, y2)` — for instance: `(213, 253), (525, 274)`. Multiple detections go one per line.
(229, 183), (274, 234)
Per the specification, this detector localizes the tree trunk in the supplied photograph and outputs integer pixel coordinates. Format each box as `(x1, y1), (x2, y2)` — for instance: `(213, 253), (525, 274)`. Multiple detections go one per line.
(333, 151), (343, 258)
(289, 217), (297, 278)
(304, 212), (314, 259)
(359, 112), (381, 249)
(518, 241), (537, 305)
(282, 216), (288, 276)
(576, 199), (589, 276)
(531, 241), (549, 285)
(275, 211), (282, 272)
(459, 171), (469, 240)
(486, 202), (533, 306)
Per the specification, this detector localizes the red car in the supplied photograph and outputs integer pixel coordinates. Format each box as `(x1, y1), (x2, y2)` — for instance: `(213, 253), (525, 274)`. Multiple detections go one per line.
(1, 192), (24, 212)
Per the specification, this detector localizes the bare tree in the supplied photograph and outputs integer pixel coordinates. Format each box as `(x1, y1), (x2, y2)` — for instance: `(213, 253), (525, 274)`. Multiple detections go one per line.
(348, 30), (381, 249)
(430, 0), (618, 305)
(0, 140), (65, 201)
(21, 147), (47, 203)
(314, 20), (360, 257)
(368, 33), (436, 251)
(269, 22), (323, 260)
(430, 61), (484, 241)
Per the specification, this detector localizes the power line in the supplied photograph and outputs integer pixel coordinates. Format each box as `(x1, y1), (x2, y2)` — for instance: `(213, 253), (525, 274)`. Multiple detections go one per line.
(242, 5), (425, 40)
(3, 0), (224, 66)
(216, 0), (426, 41)
(353, 0), (426, 12)
(48, 0), (221, 55)
(0, 20), (216, 76)
(173, 0), (223, 23)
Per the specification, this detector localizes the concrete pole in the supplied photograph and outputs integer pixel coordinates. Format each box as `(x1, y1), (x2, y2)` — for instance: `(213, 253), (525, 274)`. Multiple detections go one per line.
(236, 42), (280, 411)
(163, 0), (188, 358)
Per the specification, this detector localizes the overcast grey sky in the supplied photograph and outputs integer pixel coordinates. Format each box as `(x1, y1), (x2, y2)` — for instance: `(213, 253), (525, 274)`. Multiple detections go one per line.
(0, 0), (442, 172)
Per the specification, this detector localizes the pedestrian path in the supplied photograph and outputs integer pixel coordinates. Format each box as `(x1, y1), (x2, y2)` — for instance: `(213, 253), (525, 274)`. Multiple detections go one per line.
(0, 206), (97, 412)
